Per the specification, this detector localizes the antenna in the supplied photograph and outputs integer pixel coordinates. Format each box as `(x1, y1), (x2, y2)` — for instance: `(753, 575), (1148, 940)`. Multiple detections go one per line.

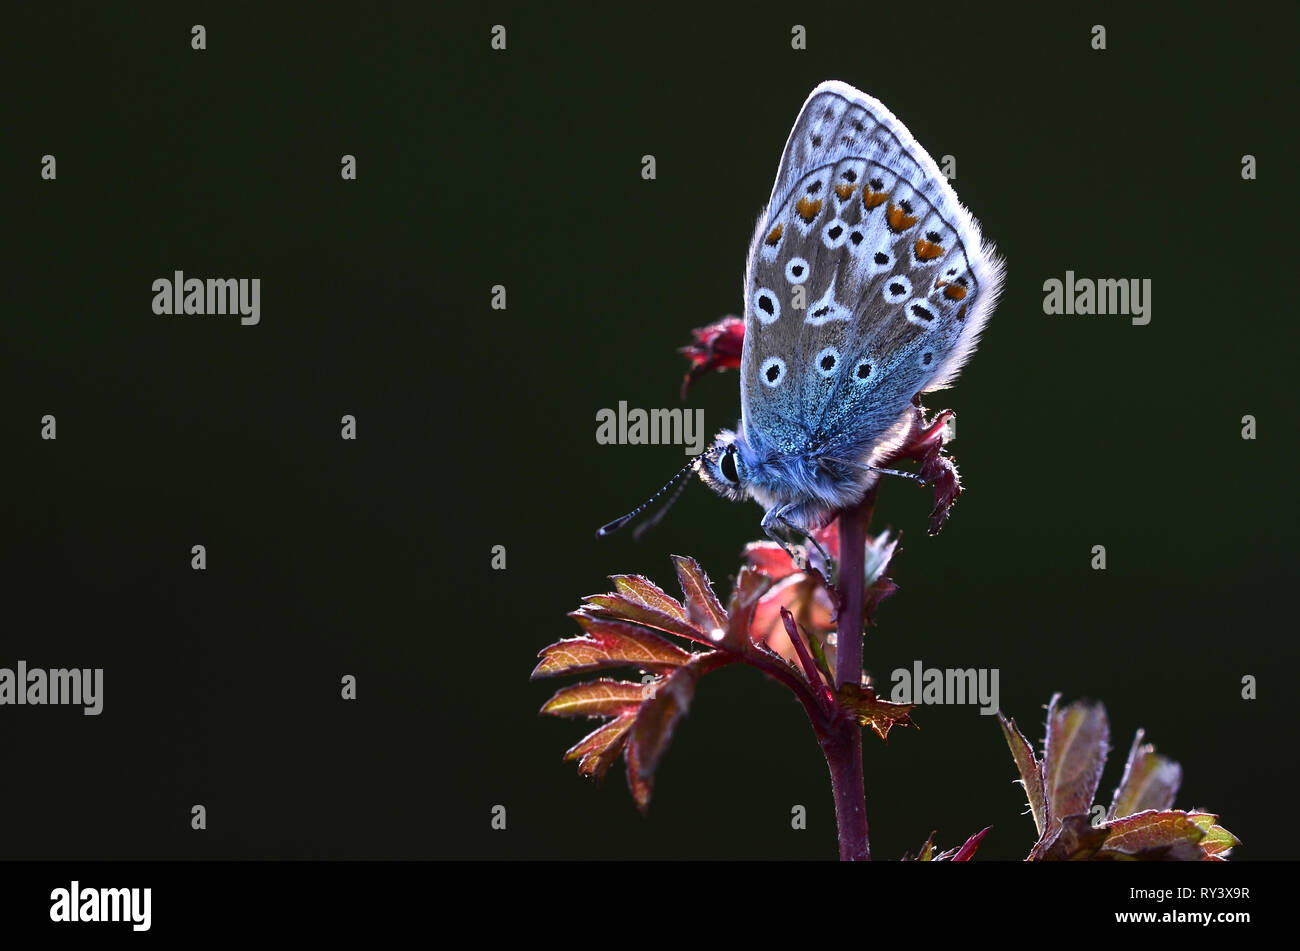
(597, 455), (703, 538)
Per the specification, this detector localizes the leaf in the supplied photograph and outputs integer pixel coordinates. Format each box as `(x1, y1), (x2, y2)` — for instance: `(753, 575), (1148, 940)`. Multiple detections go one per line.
(1043, 695), (1109, 836)
(860, 530), (901, 622)
(583, 593), (712, 646)
(672, 554), (728, 635)
(743, 540), (799, 581)
(1007, 697), (1239, 861)
(624, 729), (654, 812)
(1094, 810), (1213, 861)
(906, 826), (989, 861)
(726, 566), (771, 648)
(1031, 813), (1111, 861)
(531, 613), (691, 679)
(539, 679), (648, 719)
(610, 574), (689, 624)
(751, 574), (836, 667)
(1108, 728), (1182, 819)
(543, 560), (745, 813)
(626, 663), (704, 812)
(998, 712), (1048, 836)
(905, 832), (937, 861)
(836, 682), (915, 742)
(949, 826), (991, 861)
(564, 715), (635, 782)
(1195, 817), (1241, 860)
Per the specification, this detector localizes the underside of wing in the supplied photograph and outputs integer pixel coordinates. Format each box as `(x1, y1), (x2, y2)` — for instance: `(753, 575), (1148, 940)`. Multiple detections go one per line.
(741, 81), (1005, 464)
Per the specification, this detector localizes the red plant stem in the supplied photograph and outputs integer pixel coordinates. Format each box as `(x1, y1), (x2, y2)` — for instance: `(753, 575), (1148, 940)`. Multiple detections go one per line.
(823, 486), (878, 861)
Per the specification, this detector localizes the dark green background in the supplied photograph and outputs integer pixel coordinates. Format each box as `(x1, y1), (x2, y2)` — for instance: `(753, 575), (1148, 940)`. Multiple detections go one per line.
(5, 3), (1295, 860)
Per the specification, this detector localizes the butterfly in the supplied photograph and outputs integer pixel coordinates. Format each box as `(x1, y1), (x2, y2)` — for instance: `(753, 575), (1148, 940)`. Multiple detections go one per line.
(601, 81), (1004, 554)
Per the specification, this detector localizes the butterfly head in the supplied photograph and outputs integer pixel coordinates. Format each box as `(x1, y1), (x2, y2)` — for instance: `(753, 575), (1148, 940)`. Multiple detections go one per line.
(698, 429), (755, 502)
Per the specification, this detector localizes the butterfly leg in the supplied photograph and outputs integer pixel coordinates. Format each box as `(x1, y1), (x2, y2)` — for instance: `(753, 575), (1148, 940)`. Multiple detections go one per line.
(761, 505), (807, 568)
(761, 503), (831, 571)
(866, 464), (927, 486)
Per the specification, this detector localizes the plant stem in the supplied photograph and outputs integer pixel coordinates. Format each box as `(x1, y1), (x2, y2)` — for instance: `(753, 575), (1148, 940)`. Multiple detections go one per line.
(823, 486), (878, 861)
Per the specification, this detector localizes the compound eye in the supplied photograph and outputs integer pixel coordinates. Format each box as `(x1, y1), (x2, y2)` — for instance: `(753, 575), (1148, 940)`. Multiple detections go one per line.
(720, 446), (739, 485)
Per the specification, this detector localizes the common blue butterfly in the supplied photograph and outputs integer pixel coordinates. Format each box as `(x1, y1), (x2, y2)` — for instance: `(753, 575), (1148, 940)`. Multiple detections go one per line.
(601, 81), (1004, 550)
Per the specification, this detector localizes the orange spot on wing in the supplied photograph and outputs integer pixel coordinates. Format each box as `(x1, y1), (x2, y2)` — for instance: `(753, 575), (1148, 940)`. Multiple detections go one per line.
(765, 224), (783, 246)
(795, 197), (823, 223)
(943, 283), (968, 301)
(861, 188), (888, 210)
(914, 238), (944, 261)
(956, 303), (968, 320)
(886, 201), (918, 233)
(834, 183), (856, 200)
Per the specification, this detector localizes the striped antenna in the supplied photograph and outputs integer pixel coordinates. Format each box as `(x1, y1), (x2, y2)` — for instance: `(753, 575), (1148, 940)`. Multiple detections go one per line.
(596, 455), (703, 538)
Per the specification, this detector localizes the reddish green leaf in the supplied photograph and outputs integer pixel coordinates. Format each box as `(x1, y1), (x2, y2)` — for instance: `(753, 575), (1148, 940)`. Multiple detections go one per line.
(998, 712), (1048, 836)
(836, 682), (915, 742)
(629, 664), (703, 788)
(1108, 728), (1182, 819)
(1095, 810), (1213, 861)
(610, 574), (689, 623)
(624, 731), (653, 814)
(1194, 816), (1240, 860)
(583, 593), (711, 646)
(539, 679), (647, 719)
(1043, 695), (1109, 836)
(564, 714), (635, 782)
(671, 555), (728, 635)
(531, 614), (691, 679)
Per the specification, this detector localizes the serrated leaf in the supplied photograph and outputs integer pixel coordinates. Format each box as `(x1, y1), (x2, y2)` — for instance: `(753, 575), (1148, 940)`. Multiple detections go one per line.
(564, 715), (635, 782)
(1195, 818), (1240, 859)
(583, 594), (711, 646)
(836, 682), (915, 742)
(998, 712), (1048, 836)
(629, 663), (702, 787)
(1044, 695), (1109, 835)
(539, 679), (647, 719)
(671, 555), (728, 635)
(531, 614), (691, 679)
(624, 731), (653, 814)
(1108, 728), (1182, 819)
(1094, 810), (1211, 861)
(610, 574), (689, 623)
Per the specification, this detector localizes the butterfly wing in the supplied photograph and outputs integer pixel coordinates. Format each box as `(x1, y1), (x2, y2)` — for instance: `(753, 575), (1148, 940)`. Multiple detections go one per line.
(740, 81), (1005, 467)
